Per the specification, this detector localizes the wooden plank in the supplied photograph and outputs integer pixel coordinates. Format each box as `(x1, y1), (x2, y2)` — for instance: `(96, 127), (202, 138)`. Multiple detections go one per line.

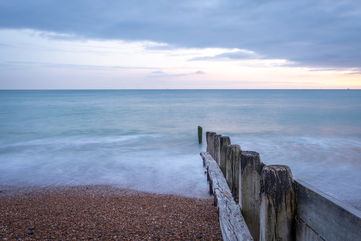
(295, 180), (361, 241)
(201, 152), (254, 241)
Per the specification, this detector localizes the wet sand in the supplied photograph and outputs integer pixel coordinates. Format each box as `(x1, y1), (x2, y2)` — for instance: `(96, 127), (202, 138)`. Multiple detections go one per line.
(0, 185), (221, 240)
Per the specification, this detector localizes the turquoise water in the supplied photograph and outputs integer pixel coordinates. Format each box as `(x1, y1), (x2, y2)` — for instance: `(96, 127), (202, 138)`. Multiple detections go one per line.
(0, 90), (360, 208)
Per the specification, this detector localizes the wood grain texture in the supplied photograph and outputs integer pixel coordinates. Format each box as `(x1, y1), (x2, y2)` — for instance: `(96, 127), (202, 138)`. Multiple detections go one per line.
(259, 165), (295, 241)
(240, 151), (264, 241)
(201, 152), (253, 241)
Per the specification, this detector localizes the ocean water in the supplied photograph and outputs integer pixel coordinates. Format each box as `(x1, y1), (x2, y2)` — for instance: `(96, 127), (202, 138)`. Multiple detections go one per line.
(0, 90), (360, 208)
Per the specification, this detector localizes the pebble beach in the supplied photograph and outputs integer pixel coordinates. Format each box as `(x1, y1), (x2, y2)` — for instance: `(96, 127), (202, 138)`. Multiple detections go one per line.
(0, 185), (221, 240)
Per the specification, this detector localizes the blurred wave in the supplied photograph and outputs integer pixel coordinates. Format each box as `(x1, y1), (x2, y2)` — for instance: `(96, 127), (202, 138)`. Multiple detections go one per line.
(0, 90), (360, 206)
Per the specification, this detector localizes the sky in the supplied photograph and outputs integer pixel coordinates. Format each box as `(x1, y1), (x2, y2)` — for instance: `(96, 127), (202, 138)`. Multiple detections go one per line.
(0, 0), (360, 89)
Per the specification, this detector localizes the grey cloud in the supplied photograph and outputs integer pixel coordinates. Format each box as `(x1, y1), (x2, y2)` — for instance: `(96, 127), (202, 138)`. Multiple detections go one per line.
(190, 50), (259, 61)
(0, 0), (360, 69)
(308, 68), (343, 72)
(1, 61), (159, 71)
(144, 44), (178, 51)
(0, 42), (11, 47)
(150, 70), (205, 78)
(194, 71), (205, 75)
(151, 71), (166, 75)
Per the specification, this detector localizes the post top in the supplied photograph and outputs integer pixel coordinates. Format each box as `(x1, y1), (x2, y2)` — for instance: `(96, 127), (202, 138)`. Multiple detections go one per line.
(226, 144), (241, 150)
(241, 151), (259, 158)
(264, 165), (292, 173)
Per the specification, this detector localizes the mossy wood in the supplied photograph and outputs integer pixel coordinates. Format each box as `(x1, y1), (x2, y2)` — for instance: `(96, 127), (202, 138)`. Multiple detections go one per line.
(198, 126), (202, 144)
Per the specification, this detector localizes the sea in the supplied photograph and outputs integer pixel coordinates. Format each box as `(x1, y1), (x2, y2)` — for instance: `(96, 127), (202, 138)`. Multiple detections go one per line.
(0, 90), (360, 209)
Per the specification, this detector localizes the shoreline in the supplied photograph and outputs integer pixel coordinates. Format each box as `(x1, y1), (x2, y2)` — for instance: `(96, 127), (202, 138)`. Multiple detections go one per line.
(0, 185), (221, 240)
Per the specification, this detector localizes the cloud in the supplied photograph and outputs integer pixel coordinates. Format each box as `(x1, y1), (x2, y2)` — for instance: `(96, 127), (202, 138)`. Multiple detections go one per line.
(190, 49), (260, 61)
(0, 42), (11, 47)
(344, 69), (361, 75)
(0, 0), (360, 69)
(1, 61), (159, 71)
(150, 70), (205, 78)
(194, 70), (205, 75)
(144, 43), (177, 51)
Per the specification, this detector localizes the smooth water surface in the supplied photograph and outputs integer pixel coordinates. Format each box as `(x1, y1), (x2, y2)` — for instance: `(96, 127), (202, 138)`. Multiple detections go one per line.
(0, 90), (360, 208)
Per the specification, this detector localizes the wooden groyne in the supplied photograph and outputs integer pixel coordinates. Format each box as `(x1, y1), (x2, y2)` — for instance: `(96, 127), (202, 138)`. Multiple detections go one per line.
(202, 131), (361, 241)
(202, 152), (253, 241)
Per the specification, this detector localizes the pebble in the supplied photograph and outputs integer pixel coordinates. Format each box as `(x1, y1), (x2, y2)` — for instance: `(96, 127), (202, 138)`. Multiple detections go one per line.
(0, 185), (221, 240)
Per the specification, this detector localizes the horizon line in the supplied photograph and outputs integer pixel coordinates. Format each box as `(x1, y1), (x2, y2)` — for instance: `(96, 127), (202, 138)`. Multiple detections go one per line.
(0, 88), (359, 91)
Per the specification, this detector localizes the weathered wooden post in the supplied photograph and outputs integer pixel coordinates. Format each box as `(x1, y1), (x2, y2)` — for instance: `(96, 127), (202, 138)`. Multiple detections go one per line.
(220, 136), (231, 176)
(198, 126), (202, 144)
(259, 165), (295, 241)
(225, 144), (240, 201)
(206, 132), (216, 158)
(214, 134), (221, 165)
(241, 151), (265, 241)
(232, 146), (241, 203)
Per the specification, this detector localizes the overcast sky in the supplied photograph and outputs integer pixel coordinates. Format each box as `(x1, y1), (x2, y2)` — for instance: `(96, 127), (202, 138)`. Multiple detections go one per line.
(0, 0), (360, 89)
